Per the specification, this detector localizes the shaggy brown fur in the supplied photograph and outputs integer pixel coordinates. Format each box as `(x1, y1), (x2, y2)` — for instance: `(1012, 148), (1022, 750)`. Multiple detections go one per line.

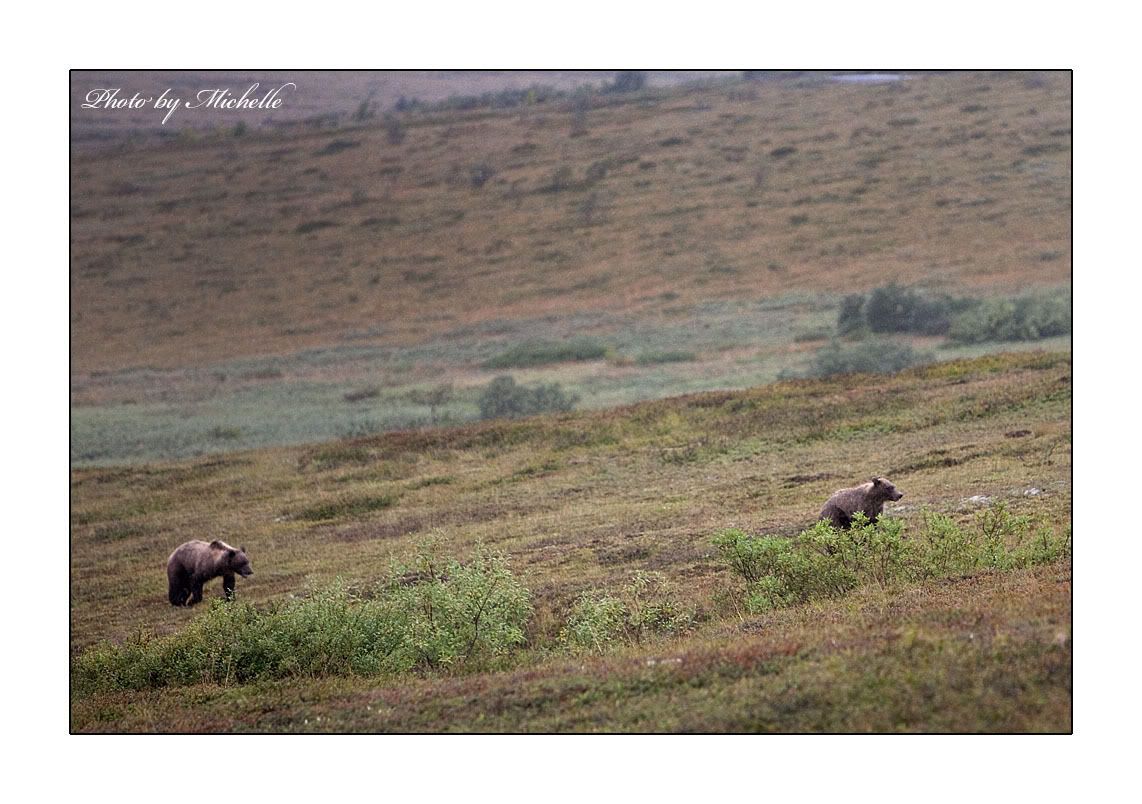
(818, 477), (904, 529)
(167, 539), (253, 606)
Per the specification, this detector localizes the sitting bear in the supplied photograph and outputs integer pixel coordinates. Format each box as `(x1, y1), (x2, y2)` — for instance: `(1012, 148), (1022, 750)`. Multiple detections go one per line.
(818, 477), (904, 529)
(167, 539), (253, 607)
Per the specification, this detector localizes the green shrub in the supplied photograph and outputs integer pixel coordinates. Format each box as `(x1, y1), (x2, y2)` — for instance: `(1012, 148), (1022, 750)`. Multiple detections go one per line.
(714, 507), (1069, 614)
(559, 571), (694, 653)
(559, 594), (626, 653)
(947, 292), (1071, 344)
(390, 543), (534, 670)
(73, 543), (532, 693)
(863, 284), (967, 336)
(477, 376), (579, 420)
(713, 525), (861, 611)
(917, 511), (979, 577)
(808, 338), (931, 378)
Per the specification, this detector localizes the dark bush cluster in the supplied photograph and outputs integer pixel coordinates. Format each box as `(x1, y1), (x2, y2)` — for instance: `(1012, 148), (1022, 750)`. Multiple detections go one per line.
(837, 284), (1070, 343)
(477, 376), (579, 420)
(603, 71), (648, 94)
(868, 285), (970, 335)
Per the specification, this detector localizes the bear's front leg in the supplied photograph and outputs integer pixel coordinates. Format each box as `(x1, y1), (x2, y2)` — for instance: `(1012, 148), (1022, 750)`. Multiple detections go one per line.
(223, 573), (236, 600)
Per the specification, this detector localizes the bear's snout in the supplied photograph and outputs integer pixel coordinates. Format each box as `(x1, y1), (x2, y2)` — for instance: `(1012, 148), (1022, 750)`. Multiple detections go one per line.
(892, 491), (904, 501)
(240, 567), (254, 577)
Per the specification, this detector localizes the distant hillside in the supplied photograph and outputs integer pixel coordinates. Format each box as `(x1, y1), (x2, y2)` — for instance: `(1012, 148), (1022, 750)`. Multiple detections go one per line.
(71, 70), (1069, 375)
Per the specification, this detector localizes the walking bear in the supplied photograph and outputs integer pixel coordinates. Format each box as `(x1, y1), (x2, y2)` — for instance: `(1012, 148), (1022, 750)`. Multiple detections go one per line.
(167, 539), (253, 606)
(819, 477), (904, 529)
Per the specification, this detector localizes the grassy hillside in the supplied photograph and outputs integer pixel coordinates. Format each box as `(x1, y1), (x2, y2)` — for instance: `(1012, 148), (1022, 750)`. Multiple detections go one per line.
(70, 70), (1070, 465)
(70, 70), (1070, 373)
(70, 351), (1072, 732)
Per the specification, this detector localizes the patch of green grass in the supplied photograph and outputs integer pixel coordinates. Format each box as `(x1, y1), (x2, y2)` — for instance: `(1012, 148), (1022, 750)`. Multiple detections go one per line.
(407, 475), (454, 490)
(482, 337), (609, 369)
(300, 444), (375, 471)
(635, 350), (698, 365)
(92, 522), (150, 542)
(290, 493), (398, 522)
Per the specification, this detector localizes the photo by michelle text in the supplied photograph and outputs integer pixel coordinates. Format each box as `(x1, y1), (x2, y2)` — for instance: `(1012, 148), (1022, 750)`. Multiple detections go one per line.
(80, 82), (296, 124)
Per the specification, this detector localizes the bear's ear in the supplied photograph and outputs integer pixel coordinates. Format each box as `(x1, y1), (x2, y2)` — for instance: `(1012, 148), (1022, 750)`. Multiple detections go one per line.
(240, 546), (246, 553)
(210, 539), (226, 550)
(871, 477), (882, 486)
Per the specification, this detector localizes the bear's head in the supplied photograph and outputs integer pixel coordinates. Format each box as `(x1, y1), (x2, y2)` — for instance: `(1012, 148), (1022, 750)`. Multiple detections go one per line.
(872, 476), (904, 501)
(231, 547), (254, 577)
(212, 540), (254, 577)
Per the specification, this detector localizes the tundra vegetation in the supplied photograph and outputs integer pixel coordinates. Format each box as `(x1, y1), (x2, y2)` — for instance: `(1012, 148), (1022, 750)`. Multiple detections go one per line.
(71, 352), (1071, 732)
(71, 71), (1070, 731)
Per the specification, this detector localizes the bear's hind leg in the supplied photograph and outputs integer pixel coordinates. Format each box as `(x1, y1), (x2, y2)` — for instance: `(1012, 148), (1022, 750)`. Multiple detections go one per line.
(168, 583), (189, 606)
(168, 568), (190, 606)
(189, 581), (205, 606)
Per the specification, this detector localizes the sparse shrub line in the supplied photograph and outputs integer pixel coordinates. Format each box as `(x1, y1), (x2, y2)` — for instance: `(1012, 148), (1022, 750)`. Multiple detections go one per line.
(482, 337), (609, 369)
(73, 542), (532, 694)
(713, 504), (1070, 614)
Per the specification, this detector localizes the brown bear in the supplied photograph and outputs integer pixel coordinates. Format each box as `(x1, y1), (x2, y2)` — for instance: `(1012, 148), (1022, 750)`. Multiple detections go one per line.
(167, 539), (253, 606)
(818, 477), (904, 529)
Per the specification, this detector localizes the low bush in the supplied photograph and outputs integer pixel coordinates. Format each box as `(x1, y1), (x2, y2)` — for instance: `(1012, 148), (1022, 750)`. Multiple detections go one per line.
(947, 292), (1071, 344)
(73, 543), (532, 694)
(713, 505), (1069, 613)
(559, 571), (694, 653)
(863, 284), (973, 336)
(477, 376), (579, 420)
(604, 71), (647, 94)
(808, 339), (931, 378)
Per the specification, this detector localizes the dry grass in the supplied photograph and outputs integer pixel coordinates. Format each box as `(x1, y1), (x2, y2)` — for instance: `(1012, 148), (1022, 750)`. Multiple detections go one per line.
(71, 71), (1070, 374)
